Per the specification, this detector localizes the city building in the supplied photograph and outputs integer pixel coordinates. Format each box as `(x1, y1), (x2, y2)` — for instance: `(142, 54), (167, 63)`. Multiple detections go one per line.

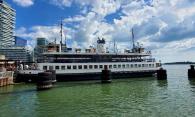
(37, 38), (49, 46)
(0, 1), (31, 62)
(14, 36), (27, 47)
(0, 0), (16, 47)
(34, 38), (49, 62)
(0, 47), (31, 62)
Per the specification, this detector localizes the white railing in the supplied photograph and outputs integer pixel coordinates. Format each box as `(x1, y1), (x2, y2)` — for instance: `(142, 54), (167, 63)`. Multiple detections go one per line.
(0, 71), (14, 79)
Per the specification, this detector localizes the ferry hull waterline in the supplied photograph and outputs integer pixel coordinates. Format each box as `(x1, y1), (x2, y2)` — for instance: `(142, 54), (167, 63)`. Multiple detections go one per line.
(17, 61), (159, 82)
(17, 69), (157, 82)
(16, 22), (161, 82)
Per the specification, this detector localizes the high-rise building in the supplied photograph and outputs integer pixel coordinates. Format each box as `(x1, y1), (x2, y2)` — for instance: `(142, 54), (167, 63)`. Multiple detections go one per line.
(14, 36), (27, 47)
(0, 0), (16, 47)
(34, 38), (49, 62)
(0, 47), (31, 62)
(37, 38), (49, 46)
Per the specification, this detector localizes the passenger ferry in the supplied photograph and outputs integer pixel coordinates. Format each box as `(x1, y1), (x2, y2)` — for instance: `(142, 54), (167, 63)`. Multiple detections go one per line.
(17, 23), (161, 82)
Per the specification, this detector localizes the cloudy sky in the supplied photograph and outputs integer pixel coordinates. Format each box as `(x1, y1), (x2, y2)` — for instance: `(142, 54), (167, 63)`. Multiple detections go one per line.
(6, 0), (195, 62)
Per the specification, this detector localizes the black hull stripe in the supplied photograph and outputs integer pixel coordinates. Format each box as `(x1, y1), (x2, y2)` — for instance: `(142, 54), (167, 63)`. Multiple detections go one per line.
(16, 71), (156, 83)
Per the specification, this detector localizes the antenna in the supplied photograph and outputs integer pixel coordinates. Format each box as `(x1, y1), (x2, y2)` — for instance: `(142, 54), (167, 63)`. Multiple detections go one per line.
(64, 31), (66, 47)
(54, 38), (56, 44)
(114, 39), (116, 53)
(131, 28), (135, 49)
(60, 19), (63, 52)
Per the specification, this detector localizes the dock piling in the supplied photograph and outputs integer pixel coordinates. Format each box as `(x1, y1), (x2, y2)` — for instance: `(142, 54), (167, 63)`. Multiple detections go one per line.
(157, 68), (167, 80)
(37, 72), (53, 90)
(188, 65), (195, 78)
(46, 70), (56, 84)
(101, 65), (112, 83)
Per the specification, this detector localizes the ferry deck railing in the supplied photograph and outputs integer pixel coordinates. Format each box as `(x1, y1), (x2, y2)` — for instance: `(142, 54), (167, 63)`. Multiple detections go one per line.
(39, 58), (156, 63)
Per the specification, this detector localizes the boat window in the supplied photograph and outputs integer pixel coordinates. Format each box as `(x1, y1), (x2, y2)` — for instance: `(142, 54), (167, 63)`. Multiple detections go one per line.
(122, 64), (125, 68)
(152, 64), (154, 67)
(149, 64), (151, 67)
(126, 64), (129, 68)
(73, 65), (77, 69)
(138, 64), (141, 67)
(94, 65), (98, 69)
(49, 66), (53, 70)
(61, 66), (66, 70)
(118, 64), (121, 68)
(55, 66), (60, 70)
(109, 65), (112, 69)
(99, 65), (103, 69)
(67, 65), (71, 69)
(131, 64), (133, 68)
(78, 65), (82, 69)
(135, 64), (137, 68)
(104, 65), (108, 69)
(113, 65), (117, 68)
(43, 66), (47, 70)
(84, 65), (88, 69)
(89, 65), (93, 69)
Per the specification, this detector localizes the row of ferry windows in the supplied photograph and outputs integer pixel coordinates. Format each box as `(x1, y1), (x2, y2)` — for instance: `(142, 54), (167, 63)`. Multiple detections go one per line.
(43, 64), (155, 70)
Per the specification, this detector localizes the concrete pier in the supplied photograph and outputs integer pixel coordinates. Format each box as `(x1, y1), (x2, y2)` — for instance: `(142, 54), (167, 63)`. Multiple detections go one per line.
(0, 71), (14, 87)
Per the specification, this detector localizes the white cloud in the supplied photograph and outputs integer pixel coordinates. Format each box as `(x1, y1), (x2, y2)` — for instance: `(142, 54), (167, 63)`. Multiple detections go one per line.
(16, 0), (195, 62)
(15, 26), (74, 48)
(49, 0), (73, 7)
(13, 0), (34, 7)
(63, 15), (85, 23)
(91, 0), (121, 17)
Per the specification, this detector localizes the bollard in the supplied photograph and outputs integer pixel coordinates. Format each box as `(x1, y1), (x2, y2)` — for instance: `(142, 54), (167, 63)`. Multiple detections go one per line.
(101, 65), (112, 83)
(188, 65), (195, 78)
(157, 68), (167, 80)
(37, 72), (53, 90)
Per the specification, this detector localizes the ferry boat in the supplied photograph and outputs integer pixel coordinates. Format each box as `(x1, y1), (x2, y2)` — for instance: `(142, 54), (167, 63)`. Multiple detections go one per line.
(17, 23), (161, 82)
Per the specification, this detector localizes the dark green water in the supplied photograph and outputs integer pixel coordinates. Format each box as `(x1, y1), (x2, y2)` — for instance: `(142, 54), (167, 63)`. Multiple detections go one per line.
(1, 65), (195, 117)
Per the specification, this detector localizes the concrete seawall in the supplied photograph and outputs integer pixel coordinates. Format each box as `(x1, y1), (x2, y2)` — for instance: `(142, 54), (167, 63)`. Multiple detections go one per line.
(0, 71), (14, 87)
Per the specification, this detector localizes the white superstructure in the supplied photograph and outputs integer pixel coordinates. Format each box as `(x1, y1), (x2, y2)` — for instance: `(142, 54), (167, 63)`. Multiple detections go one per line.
(17, 22), (161, 81)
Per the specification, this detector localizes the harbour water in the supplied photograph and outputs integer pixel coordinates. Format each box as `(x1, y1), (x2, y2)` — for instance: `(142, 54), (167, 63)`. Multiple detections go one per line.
(0, 65), (195, 117)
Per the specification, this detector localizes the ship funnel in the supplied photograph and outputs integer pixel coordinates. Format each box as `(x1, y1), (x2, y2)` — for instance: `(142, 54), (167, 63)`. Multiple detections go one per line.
(97, 37), (106, 53)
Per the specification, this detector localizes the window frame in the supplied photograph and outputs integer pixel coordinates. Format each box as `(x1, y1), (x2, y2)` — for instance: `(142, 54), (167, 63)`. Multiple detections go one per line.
(55, 66), (60, 70)
(43, 66), (47, 70)
(61, 66), (66, 70)
(67, 65), (71, 69)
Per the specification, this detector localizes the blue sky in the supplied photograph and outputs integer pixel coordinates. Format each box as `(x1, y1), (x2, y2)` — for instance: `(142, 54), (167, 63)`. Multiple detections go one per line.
(5, 0), (195, 62)
(7, 0), (81, 28)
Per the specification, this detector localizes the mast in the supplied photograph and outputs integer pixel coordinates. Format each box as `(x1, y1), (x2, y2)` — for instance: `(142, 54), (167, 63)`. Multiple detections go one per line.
(131, 28), (135, 49)
(114, 39), (116, 53)
(60, 20), (63, 52)
(64, 31), (67, 47)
